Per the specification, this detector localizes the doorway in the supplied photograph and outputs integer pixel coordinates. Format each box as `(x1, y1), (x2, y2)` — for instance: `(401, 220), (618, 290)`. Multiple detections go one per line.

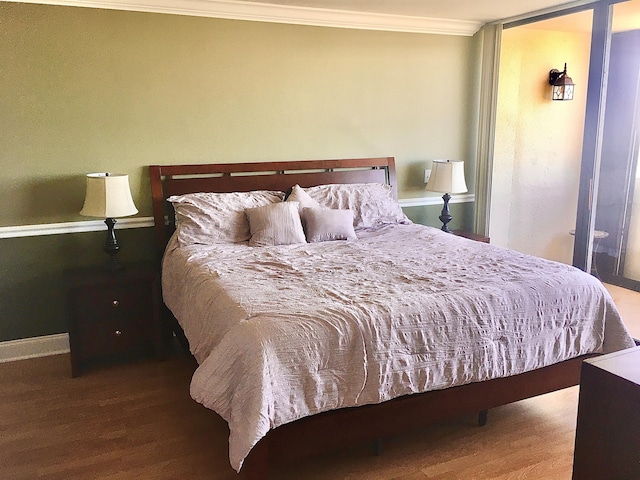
(490, 9), (593, 264)
(490, 0), (640, 287)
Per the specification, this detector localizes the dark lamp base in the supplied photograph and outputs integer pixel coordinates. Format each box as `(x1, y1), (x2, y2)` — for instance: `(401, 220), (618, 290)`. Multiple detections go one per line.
(103, 218), (125, 270)
(439, 193), (453, 233)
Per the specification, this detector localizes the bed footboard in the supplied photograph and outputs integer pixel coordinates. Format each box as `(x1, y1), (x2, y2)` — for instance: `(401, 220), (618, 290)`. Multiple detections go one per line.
(242, 354), (590, 479)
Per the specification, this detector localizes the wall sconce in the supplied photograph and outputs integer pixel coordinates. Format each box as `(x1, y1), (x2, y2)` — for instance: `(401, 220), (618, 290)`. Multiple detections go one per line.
(548, 63), (575, 101)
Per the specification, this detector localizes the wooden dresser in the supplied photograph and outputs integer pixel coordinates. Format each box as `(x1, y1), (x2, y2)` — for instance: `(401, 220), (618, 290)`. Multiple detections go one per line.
(572, 346), (640, 479)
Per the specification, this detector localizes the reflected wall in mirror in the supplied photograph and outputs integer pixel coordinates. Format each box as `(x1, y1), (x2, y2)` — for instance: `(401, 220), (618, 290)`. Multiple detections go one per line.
(594, 3), (640, 286)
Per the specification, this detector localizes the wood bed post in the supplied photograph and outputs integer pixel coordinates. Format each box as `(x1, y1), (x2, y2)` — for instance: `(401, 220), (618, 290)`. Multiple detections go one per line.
(385, 156), (398, 199)
(149, 165), (168, 260)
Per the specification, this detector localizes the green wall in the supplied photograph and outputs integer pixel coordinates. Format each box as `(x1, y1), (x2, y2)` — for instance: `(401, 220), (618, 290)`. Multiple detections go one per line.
(0, 2), (479, 341)
(0, 228), (157, 341)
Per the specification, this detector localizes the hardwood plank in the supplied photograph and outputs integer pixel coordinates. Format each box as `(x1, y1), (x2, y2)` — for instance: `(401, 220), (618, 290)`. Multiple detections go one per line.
(0, 352), (581, 480)
(604, 282), (640, 339)
(0, 353), (236, 480)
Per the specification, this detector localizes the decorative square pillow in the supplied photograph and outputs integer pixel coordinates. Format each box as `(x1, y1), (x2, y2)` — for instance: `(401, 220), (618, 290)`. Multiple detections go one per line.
(285, 184), (322, 212)
(168, 190), (285, 246)
(245, 202), (307, 247)
(303, 183), (410, 230)
(303, 207), (357, 243)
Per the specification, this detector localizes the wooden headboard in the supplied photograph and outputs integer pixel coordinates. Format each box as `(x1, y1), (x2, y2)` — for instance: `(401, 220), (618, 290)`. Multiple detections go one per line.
(149, 157), (397, 255)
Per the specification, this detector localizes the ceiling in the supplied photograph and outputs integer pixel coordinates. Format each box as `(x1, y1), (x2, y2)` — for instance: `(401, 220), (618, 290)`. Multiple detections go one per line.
(239, 0), (640, 32)
(21, 0), (640, 34)
(236, 0), (586, 24)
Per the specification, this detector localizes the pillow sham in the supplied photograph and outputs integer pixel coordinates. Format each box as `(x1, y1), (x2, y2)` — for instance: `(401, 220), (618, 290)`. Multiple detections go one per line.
(303, 183), (409, 229)
(303, 207), (357, 243)
(245, 202), (306, 247)
(168, 190), (285, 246)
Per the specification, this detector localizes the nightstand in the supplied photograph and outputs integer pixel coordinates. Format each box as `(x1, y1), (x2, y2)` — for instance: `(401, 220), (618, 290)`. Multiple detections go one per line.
(67, 263), (166, 377)
(572, 346), (640, 479)
(452, 230), (490, 243)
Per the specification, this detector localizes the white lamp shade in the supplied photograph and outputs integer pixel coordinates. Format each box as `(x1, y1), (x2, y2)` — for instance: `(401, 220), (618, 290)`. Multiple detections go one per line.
(80, 173), (138, 218)
(425, 160), (468, 194)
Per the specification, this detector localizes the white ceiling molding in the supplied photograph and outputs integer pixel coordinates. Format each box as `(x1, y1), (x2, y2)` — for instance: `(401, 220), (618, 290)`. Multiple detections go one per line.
(16, 0), (483, 35)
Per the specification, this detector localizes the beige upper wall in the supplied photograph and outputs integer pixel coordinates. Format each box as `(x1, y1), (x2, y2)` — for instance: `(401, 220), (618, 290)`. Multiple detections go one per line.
(1, 2), (478, 226)
(491, 20), (591, 264)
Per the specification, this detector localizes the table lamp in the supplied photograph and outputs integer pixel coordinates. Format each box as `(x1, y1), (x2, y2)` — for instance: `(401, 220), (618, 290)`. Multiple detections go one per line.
(425, 159), (467, 232)
(80, 173), (138, 270)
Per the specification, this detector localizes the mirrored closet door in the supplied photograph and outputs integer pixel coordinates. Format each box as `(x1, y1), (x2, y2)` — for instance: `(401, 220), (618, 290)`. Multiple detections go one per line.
(592, 1), (640, 287)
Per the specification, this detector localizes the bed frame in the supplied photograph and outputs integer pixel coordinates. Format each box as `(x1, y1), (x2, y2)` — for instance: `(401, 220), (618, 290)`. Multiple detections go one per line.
(149, 157), (589, 479)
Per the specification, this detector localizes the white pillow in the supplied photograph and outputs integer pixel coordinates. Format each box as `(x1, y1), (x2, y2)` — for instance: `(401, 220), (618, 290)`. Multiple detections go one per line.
(303, 183), (409, 230)
(245, 202), (307, 247)
(303, 207), (357, 243)
(286, 184), (322, 212)
(168, 190), (285, 246)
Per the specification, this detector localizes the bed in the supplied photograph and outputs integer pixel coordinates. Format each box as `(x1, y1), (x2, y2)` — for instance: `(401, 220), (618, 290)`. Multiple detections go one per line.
(149, 157), (634, 479)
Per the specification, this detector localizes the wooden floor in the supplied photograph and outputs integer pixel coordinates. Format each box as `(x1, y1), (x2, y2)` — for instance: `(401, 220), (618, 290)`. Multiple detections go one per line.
(603, 283), (640, 339)
(2, 286), (639, 480)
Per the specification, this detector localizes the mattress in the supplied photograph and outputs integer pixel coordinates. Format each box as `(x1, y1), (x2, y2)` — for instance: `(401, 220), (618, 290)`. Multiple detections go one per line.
(162, 223), (634, 471)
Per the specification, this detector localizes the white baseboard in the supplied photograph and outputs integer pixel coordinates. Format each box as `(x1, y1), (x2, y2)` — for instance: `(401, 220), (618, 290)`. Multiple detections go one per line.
(0, 333), (70, 363)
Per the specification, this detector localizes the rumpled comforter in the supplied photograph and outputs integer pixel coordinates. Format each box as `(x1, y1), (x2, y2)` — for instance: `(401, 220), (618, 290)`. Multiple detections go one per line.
(162, 223), (634, 471)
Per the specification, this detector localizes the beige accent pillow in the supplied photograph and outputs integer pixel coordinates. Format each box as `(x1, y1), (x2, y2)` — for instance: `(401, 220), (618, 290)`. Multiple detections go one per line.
(246, 202), (307, 247)
(286, 184), (322, 212)
(168, 190), (285, 246)
(303, 207), (357, 243)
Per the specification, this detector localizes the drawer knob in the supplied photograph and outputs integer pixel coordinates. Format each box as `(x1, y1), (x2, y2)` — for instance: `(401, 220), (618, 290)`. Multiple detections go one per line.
(114, 330), (122, 336)
(112, 300), (120, 307)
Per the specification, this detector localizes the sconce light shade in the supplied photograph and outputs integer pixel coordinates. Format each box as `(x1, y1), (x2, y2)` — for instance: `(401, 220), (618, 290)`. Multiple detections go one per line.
(80, 173), (138, 269)
(549, 63), (575, 101)
(425, 159), (467, 232)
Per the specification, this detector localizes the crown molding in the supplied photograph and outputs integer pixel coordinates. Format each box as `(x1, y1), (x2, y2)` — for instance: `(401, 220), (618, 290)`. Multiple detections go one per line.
(15, 0), (482, 35)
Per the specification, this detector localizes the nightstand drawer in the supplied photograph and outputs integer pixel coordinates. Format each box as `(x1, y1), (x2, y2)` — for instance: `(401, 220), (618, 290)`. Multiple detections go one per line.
(73, 283), (153, 323)
(78, 317), (149, 357)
